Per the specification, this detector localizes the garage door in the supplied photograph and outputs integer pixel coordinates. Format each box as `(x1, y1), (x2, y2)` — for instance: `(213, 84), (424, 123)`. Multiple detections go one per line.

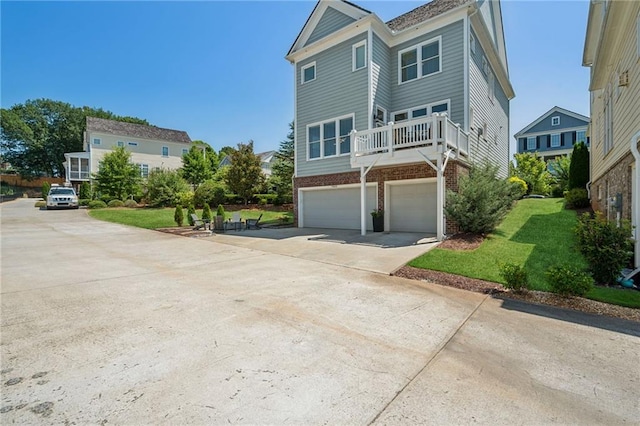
(388, 181), (437, 233)
(301, 185), (377, 230)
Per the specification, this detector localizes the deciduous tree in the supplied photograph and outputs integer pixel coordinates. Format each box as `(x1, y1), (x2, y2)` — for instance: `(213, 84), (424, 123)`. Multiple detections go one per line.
(510, 152), (552, 195)
(225, 141), (264, 204)
(93, 146), (141, 201)
(181, 145), (213, 187)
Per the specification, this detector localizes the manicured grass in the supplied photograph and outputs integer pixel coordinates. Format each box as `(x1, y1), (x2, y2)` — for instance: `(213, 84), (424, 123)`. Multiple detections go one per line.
(88, 207), (293, 230)
(409, 198), (640, 309)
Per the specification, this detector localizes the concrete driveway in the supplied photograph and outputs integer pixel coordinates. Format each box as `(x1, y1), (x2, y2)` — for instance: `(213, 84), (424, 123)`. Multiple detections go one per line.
(1, 198), (638, 424)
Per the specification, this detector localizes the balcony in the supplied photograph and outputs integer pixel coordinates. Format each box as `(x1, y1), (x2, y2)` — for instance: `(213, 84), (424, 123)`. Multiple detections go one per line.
(350, 113), (469, 168)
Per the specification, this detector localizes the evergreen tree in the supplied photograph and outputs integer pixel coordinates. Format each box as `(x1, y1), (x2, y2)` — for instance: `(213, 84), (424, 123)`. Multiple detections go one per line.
(225, 141), (264, 204)
(270, 122), (294, 202)
(202, 203), (212, 221)
(187, 205), (196, 226)
(174, 205), (184, 226)
(568, 142), (589, 190)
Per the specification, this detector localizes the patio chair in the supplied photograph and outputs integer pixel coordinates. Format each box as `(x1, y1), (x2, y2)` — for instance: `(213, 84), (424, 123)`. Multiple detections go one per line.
(225, 212), (243, 231)
(190, 213), (206, 231)
(246, 214), (263, 230)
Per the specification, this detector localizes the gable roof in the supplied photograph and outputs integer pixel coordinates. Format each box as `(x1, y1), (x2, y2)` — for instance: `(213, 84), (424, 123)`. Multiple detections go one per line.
(386, 0), (472, 32)
(86, 117), (192, 144)
(514, 106), (590, 138)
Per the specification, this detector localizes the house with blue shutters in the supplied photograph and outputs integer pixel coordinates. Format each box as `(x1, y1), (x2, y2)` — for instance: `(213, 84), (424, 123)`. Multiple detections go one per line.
(286, 0), (514, 240)
(514, 106), (589, 162)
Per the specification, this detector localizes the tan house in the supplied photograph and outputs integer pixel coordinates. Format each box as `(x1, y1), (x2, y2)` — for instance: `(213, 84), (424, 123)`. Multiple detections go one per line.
(583, 0), (640, 265)
(64, 117), (193, 189)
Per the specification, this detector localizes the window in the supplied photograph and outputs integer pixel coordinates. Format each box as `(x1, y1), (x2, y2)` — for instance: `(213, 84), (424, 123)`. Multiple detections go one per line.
(604, 83), (613, 155)
(374, 106), (387, 127)
(392, 100), (450, 122)
(398, 36), (441, 83)
(527, 137), (536, 150)
(162, 146), (169, 157)
(117, 141), (124, 147)
(128, 141), (138, 147)
(353, 41), (366, 71)
(93, 138), (101, 145)
(551, 116), (560, 126)
(482, 56), (489, 74)
(301, 62), (316, 84)
(307, 115), (354, 160)
(138, 164), (149, 178)
(470, 33), (476, 55)
(576, 130), (586, 144)
(182, 148), (189, 155)
(551, 134), (561, 148)
(488, 70), (495, 102)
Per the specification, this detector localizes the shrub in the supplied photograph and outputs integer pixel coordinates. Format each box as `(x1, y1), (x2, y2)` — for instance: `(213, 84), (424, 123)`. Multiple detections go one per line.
(108, 199), (124, 208)
(575, 212), (633, 285)
(565, 188), (590, 209)
(498, 262), (529, 293)
(42, 181), (51, 199)
(216, 204), (225, 217)
(202, 203), (212, 221)
(194, 179), (225, 208)
(550, 185), (564, 198)
(546, 265), (593, 297)
(508, 177), (527, 199)
(124, 199), (138, 208)
(79, 199), (91, 207)
(88, 200), (107, 209)
(254, 193), (278, 205)
(445, 163), (516, 235)
(569, 141), (589, 190)
(187, 205), (196, 226)
(174, 205), (184, 226)
(178, 190), (194, 208)
(145, 169), (190, 207)
(35, 200), (46, 208)
(79, 181), (92, 200)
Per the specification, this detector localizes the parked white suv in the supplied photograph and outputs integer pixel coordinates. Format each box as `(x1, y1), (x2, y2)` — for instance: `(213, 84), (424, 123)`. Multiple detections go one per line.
(46, 184), (79, 210)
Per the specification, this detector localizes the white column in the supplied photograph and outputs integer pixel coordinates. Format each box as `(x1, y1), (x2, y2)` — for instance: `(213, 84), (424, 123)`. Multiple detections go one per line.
(361, 166), (367, 236)
(436, 156), (444, 241)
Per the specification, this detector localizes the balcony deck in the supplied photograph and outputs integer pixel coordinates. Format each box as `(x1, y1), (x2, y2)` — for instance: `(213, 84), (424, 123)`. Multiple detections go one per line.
(350, 114), (469, 168)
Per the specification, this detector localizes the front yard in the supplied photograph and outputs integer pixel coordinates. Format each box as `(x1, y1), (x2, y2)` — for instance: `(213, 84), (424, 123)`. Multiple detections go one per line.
(409, 198), (640, 308)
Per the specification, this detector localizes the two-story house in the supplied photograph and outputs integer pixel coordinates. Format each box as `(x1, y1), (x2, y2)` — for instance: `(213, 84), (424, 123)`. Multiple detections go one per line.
(514, 106), (589, 163)
(63, 117), (193, 189)
(219, 150), (277, 177)
(583, 0), (640, 266)
(286, 0), (514, 239)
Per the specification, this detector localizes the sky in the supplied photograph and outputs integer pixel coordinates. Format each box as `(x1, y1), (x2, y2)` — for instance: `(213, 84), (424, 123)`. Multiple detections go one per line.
(1, 0), (590, 156)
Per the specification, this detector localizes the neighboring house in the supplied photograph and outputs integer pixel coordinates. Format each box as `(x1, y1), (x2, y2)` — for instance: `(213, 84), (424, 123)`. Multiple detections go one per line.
(64, 117), (193, 188)
(218, 150), (277, 177)
(583, 0), (640, 266)
(286, 0), (515, 239)
(514, 106), (589, 162)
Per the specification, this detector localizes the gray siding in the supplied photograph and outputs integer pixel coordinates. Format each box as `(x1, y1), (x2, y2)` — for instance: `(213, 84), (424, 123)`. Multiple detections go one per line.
(305, 6), (355, 46)
(516, 129), (589, 154)
(372, 33), (391, 120)
(296, 33), (369, 178)
(390, 20), (465, 126)
(478, 0), (497, 49)
(523, 112), (589, 134)
(469, 27), (510, 177)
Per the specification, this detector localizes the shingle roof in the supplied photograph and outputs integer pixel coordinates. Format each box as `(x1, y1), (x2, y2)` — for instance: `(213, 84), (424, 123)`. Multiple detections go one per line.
(86, 117), (192, 144)
(386, 0), (472, 32)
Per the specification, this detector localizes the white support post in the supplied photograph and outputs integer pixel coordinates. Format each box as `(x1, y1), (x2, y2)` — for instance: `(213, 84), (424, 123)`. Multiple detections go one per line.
(436, 156), (444, 241)
(360, 166), (367, 236)
(387, 122), (395, 156)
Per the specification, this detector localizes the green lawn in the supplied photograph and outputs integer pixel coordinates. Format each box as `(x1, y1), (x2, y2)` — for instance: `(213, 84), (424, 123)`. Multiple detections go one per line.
(409, 198), (640, 309)
(88, 207), (292, 230)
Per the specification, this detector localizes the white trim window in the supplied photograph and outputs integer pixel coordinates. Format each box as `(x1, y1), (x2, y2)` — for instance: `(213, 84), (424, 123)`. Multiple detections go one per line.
(470, 33), (476, 55)
(307, 114), (354, 160)
(117, 141), (124, 147)
(550, 133), (561, 148)
(162, 146), (169, 157)
(604, 83), (613, 155)
(352, 40), (366, 72)
(182, 148), (189, 155)
(398, 36), (441, 84)
(576, 130), (586, 144)
(138, 164), (149, 178)
(527, 137), (536, 150)
(374, 106), (387, 127)
(93, 138), (101, 145)
(488, 70), (495, 102)
(551, 116), (560, 126)
(391, 99), (450, 123)
(301, 62), (316, 84)
(482, 56), (489, 74)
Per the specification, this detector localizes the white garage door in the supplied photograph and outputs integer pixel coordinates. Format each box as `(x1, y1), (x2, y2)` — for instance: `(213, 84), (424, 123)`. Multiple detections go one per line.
(388, 181), (437, 233)
(301, 185), (377, 230)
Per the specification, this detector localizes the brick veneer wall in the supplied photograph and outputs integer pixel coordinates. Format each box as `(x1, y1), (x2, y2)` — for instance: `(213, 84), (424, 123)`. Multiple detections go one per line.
(293, 160), (469, 234)
(590, 152), (634, 222)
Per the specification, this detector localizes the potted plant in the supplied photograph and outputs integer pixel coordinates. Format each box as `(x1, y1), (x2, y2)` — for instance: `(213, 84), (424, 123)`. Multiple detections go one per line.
(371, 208), (384, 232)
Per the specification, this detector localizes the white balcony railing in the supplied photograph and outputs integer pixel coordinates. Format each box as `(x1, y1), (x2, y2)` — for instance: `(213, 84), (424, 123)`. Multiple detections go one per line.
(351, 113), (468, 162)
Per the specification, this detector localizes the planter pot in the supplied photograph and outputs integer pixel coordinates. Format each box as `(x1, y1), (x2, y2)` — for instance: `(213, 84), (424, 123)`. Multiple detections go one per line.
(214, 215), (225, 231)
(372, 216), (384, 232)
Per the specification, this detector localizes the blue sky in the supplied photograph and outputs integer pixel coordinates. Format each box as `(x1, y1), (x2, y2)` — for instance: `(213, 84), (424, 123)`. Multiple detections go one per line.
(1, 1), (589, 156)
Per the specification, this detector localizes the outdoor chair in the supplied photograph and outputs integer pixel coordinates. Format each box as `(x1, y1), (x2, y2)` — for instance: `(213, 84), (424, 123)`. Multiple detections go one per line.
(225, 212), (243, 231)
(246, 214), (263, 230)
(190, 213), (206, 231)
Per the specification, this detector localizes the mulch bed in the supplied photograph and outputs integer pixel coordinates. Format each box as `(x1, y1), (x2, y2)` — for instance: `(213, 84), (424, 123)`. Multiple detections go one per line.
(438, 233), (485, 251)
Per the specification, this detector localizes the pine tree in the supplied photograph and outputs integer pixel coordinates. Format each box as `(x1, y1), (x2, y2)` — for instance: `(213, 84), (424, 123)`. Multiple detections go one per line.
(568, 142), (589, 190)
(174, 205), (184, 226)
(271, 122), (294, 202)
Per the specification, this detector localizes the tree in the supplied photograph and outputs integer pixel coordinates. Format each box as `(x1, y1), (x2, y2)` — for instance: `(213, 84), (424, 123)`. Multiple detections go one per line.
(270, 122), (295, 202)
(225, 141), (264, 204)
(192, 140), (219, 174)
(181, 145), (213, 187)
(145, 168), (190, 207)
(569, 142), (589, 190)
(174, 205), (184, 226)
(510, 152), (552, 195)
(79, 181), (92, 200)
(548, 154), (571, 191)
(93, 146), (142, 201)
(1, 98), (148, 178)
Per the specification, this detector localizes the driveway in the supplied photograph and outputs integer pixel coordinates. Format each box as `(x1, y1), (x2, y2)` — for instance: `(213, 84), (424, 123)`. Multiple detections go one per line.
(1, 199), (638, 424)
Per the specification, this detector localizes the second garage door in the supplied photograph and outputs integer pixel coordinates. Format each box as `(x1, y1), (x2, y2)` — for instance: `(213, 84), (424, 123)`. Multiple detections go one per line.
(301, 185), (377, 230)
(388, 180), (437, 233)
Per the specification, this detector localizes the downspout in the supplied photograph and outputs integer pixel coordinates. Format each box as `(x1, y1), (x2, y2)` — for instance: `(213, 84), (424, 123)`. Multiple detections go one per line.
(630, 130), (640, 267)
